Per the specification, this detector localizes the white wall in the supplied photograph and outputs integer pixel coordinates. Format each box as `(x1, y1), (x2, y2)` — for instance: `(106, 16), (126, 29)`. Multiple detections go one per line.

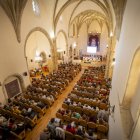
(0, 0), (55, 104)
(76, 20), (108, 56)
(131, 76), (140, 121)
(110, 0), (140, 139)
(78, 23), (88, 54)
(109, 87), (124, 140)
(132, 115), (140, 140)
(26, 31), (51, 70)
(56, 32), (67, 52)
(112, 0), (140, 104)
(0, 6), (30, 104)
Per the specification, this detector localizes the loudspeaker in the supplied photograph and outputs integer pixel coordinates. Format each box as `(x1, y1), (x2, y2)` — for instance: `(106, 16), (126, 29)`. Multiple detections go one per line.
(23, 72), (28, 76)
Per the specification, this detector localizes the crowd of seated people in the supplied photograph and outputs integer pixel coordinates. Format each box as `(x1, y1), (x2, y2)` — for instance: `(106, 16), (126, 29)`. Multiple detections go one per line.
(0, 114), (25, 140)
(0, 63), (81, 139)
(44, 66), (111, 140)
(30, 65), (49, 77)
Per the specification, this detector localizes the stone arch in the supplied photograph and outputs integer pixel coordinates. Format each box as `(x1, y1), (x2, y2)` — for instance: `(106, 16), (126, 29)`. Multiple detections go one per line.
(24, 27), (53, 58)
(56, 30), (68, 53)
(122, 46), (140, 109)
(2, 73), (25, 102)
(54, 0), (111, 32)
(24, 27), (56, 73)
(56, 30), (68, 63)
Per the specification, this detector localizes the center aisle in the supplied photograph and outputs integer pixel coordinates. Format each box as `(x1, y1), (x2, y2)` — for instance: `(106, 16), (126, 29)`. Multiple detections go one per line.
(25, 69), (84, 140)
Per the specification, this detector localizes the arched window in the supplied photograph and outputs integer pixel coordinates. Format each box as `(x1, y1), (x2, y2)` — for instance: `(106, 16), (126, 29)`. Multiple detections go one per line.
(32, 0), (40, 16)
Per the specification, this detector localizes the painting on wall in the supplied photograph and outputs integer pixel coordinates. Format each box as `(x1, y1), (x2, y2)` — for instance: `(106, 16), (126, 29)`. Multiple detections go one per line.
(87, 33), (100, 53)
(5, 79), (20, 98)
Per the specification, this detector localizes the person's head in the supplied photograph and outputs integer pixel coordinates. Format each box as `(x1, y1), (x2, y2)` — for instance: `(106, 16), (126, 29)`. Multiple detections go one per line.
(66, 110), (69, 114)
(99, 118), (104, 124)
(67, 123), (71, 129)
(88, 129), (93, 136)
(50, 118), (55, 123)
(9, 118), (15, 124)
(77, 126), (82, 132)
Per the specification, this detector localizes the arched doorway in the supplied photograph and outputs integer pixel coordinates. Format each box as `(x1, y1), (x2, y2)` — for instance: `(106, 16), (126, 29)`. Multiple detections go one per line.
(122, 47), (140, 116)
(121, 47), (140, 138)
(25, 30), (53, 77)
(56, 30), (68, 63)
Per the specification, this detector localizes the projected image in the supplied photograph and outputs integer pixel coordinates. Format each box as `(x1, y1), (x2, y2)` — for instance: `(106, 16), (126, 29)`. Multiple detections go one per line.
(87, 34), (100, 53)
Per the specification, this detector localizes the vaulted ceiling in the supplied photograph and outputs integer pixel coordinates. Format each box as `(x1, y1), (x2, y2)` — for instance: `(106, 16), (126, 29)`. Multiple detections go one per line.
(0, 0), (127, 42)
(53, 0), (127, 39)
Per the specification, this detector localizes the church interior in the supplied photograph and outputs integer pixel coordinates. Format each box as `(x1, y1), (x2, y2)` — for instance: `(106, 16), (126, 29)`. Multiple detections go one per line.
(0, 0), (140, 140)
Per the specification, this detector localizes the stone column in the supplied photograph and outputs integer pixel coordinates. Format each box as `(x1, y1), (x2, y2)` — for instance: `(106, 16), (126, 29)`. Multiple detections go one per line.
(52, 38), (58, 71)
(105, 36), (116, 78)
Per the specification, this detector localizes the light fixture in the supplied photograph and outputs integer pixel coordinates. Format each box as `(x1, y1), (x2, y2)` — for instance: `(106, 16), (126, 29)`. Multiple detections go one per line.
(106, 44), (108, 48)
(23, 72), (28, 76)
(110, 32), (113, 37)
(60, 16), (63, 21)
(57, 48), (63, 52)
(35, 56), (42, 62)
(50, 31), (55, 39)
(36, 50), (40, 57)
(73, 42), (77, 48)
(112, 58), (116, 66)
(34, 51), (42, 62)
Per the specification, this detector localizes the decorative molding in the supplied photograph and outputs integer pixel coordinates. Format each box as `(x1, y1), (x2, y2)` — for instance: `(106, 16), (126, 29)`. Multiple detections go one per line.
(0, 0), (27, 43)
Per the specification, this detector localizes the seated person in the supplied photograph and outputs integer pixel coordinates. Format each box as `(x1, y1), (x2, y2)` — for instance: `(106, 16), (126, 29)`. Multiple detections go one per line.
(82, 114), (89, 121)
(89, 115), (97, 123)
(76, 126), (84, 137)
(84, 129), (97, 140)
(40, 128), (50, 140)
(66, 123), (76, 134)
(97, 109), (109, 122)
(72, 112), (81, 119)
(58, 108), (65, 115)
(47, 118), (58, 136)
(97, 118), (109, 128)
